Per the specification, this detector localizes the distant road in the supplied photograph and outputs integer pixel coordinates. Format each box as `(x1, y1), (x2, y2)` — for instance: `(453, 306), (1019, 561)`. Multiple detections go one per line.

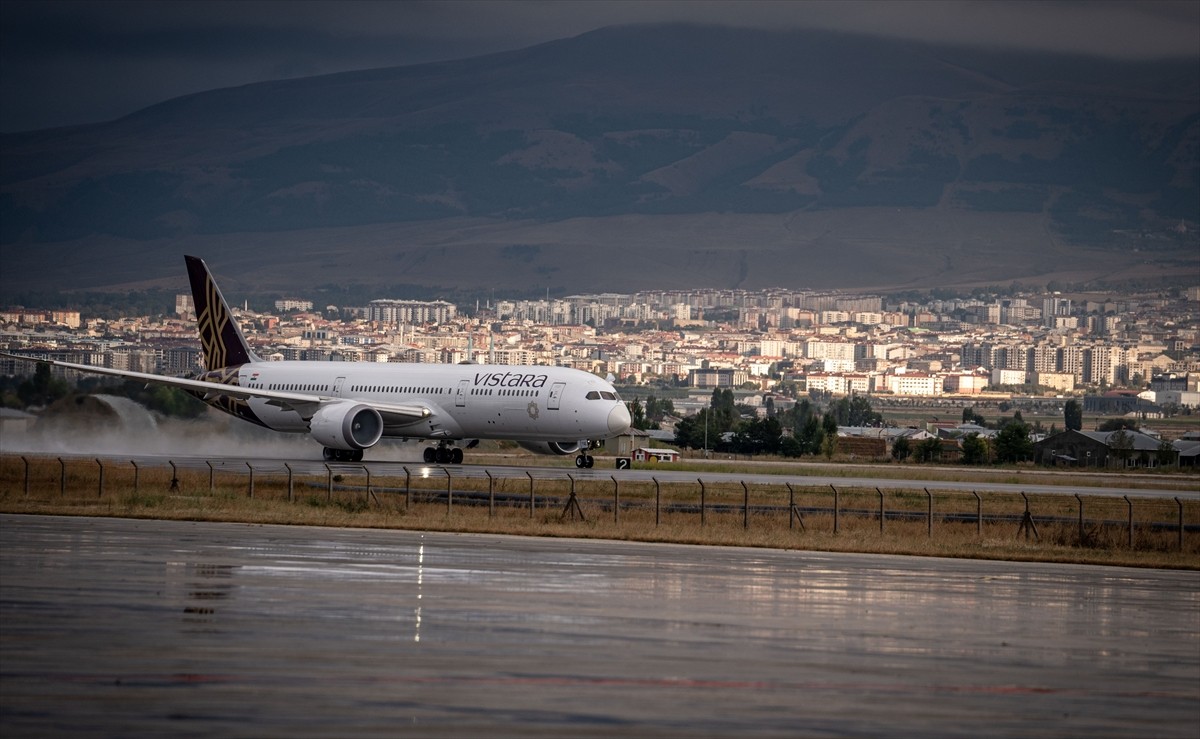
(14, 451), (1198, 501)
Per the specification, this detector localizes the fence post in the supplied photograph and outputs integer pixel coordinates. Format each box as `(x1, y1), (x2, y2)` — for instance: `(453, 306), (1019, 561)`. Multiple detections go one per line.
(285, 463), (294, 503)
(1177, 497), (1184, 553)
(445, 468), (452, 514)
(973, 491), (981, 536)
(1124, 495), (1133, 549)
(612, 476), (619, 525)
(402, 466), (410, 508)
(1016, 492), (1039, 541)
(58, 457), (65, 496)
(327, 464), (334, 502)
(830, 484), (839, 534)
(21, 456), (29, 496)
(247, 462), (254, 499)
(206, 461), (214, 492)
(787, 483), (805, 531)
(653, 477), (661, 527)
(741, 481), (749, 530)
(527, 471), (535, 518)
(131, 461), (139, 494)
(95, 459), (104, 498)
(698, 479), (706, 526)
(169, 461), (180, 492)
(561, 473), (585, 522)
(1075, 493), (1084, 545)
(877, 487), (885, 533)
(487, 471), (495, 518)
(365, 467), (374, 507)
(924, 488), (933, 538)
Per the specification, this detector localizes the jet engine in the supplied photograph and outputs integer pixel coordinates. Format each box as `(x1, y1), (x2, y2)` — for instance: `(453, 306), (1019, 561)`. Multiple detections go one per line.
(309, 402), (384, 451)
(517, 440), (586, 456)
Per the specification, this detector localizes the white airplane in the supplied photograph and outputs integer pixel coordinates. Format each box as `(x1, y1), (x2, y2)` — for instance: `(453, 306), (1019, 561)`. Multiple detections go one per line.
(3, 256), (631, 466)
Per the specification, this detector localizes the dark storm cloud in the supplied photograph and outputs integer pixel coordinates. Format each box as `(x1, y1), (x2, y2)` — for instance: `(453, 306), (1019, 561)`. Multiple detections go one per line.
(2, 0), (1197, 132)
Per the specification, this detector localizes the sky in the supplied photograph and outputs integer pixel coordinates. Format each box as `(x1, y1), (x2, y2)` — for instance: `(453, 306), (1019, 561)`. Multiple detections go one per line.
(2, 0), (1198, 132)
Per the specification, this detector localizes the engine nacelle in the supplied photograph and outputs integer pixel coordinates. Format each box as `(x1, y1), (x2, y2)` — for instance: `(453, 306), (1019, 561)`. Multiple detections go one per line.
(517, 440), (585, 456)
(309, 403), (384, 451)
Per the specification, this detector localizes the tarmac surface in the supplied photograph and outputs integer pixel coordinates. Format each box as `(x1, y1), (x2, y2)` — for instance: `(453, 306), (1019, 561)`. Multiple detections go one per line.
(2, 514), (1197, 737)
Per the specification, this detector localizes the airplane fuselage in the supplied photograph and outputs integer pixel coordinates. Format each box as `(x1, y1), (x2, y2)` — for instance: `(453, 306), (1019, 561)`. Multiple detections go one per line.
(200, 360), (629, 444)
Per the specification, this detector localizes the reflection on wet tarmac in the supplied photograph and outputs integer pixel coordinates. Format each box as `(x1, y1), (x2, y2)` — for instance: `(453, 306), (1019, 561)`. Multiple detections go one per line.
(2, 514), (1197, 737)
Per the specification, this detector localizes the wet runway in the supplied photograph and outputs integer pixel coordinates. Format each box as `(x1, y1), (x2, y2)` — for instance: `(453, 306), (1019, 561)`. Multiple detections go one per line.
(2, 514), (1197, 737)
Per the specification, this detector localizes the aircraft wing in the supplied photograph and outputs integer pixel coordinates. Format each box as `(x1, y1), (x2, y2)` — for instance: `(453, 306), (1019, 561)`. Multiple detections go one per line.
(0, 353), (432, 423)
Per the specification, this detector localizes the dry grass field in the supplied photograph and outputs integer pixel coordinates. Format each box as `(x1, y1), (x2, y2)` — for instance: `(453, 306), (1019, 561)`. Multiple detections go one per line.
(2, 454), (1196, 569)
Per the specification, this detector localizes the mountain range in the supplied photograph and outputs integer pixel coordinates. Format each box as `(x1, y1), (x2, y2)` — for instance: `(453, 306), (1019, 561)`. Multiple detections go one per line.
(2, 24), (1197, 300)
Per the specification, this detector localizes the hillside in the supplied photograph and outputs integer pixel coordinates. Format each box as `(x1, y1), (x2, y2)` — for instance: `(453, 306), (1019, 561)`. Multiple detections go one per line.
(1, 24), (1197, 298)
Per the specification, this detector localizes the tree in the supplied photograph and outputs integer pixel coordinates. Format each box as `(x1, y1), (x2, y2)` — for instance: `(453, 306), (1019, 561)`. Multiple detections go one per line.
(914, 437), (942, 463)
(673, 413), (703, 450)
(1063, 399), (1082, 431)
(1098, 419), (1139, 432)
(627, 398), (649, 430)
(1156, 438), (1177, 467)
(746, 417), (783, 456)
(644, 395), (674, 426)
(780, 435), (804, 458)
(962, 406), (987, 426)
(821, 413), (839, 458)
(794, 415), (824, 456)
(1108, 428), (1134, 467)
(16, 363), (70, 408)
(994, 421), (1033, 464)
(961, 433), (988, 465)
(847, 396), (883, 426)
(891, 436), (911, 461)
(709, 388), (737, 434)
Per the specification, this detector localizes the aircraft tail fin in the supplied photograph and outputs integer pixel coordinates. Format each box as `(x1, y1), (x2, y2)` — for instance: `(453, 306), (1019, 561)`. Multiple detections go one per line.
(185, 255), (261, 370)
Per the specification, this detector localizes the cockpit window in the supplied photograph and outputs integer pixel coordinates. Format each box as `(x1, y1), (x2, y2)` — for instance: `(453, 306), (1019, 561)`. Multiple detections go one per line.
(587, 390), (620, 401)
(586, 391), (601, 400)
(600, 391), (617, 400)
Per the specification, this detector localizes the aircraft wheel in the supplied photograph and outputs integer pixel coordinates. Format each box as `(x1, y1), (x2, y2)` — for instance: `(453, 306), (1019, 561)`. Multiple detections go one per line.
(585, 455), (595, 468)
(352, 449), (364, 462)
(451, 448), (464, 464)
(323, 448), (336, 461)
(423, 447), (435, 463)
(575, 455), (586, 468)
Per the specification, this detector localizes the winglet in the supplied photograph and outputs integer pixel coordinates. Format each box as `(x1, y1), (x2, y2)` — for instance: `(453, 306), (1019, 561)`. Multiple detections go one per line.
(185, 255), (260, 370)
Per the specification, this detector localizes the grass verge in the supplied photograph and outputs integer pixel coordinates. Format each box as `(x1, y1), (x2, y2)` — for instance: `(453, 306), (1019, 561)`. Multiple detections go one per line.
(2, 455), (1196, 570)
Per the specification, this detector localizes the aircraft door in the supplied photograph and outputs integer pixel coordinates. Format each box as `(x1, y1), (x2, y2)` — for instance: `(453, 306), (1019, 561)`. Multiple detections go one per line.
(455, 379), (469, 407)
(547, 382), (565, 410)
(333, 376), (346, 397)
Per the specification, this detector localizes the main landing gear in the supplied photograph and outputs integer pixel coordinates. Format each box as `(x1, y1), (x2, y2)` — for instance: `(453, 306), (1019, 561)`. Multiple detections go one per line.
(423, 442), (464, 465)
(323, 448), (364, 462)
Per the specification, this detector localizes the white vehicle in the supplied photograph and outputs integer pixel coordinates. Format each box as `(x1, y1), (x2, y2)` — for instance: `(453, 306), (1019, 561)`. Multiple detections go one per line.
(4, 256), (631, 465)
